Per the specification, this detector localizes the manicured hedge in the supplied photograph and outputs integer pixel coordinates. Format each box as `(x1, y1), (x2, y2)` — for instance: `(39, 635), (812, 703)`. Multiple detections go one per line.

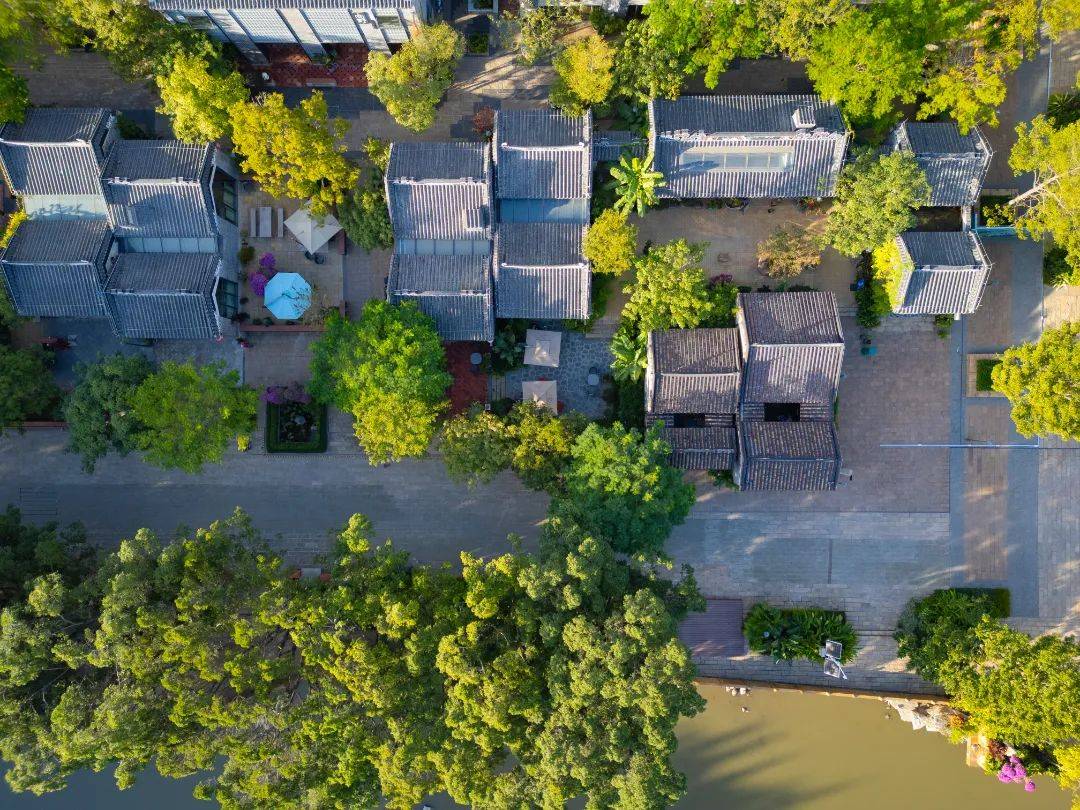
(266, 402), (328, 453)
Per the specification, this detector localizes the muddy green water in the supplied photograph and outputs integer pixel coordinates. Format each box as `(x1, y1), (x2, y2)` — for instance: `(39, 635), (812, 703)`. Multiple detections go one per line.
(5, 685), (1070, 808)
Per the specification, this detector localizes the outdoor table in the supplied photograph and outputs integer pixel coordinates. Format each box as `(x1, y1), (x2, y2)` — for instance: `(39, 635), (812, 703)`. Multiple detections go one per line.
(257, 206), (272, 238)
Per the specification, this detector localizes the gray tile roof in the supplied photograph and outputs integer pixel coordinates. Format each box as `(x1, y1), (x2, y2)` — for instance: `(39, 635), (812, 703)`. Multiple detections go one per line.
(593, 130), (646, 163)
(103, 141), (217, 239)
(648, 95), (850, 199)
(494, 222), (589, 320)
(386, 143), (492, 241)
(738, 420), (840, 491)
(1, 219), (111, 317)
(387, 253), (494, 342)
(893, 231), (990, 315)
(738, 292), (844, 407)
(645, 328), (741, 414)
(104, 253), (220, 339)
(494, 109), (591, 200)
(887, 122), (991, 207)
(0, 108), (111, 196)
(660, 426), (737, 470)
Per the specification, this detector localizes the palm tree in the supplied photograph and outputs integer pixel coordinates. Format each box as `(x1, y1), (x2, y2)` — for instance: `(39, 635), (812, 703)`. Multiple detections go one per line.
(607, 151), (664, 217)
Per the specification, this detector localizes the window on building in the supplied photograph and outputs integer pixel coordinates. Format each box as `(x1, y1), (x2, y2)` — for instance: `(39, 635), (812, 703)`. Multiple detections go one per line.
(680, 147), (792, 172)
(673, 414), (708, 428)
(216, 278), (239, 318)
(213, 171), (238, 225)
(763, 402), (801, 422)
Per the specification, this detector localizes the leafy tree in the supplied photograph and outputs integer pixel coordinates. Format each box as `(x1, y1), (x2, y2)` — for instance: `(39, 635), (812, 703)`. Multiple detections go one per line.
(895, 589), (1000, 682)
(438, 406), (514, 488)
(940, 618), (1080, 748)
(63, 354), (153, 473)
(583, 208), (638, 277)
(757, 225), (822, 279)
(339, 182), (393, 252)
(130, 361), (256, 473)
(611, 240), (712, 381)
(230, 92), (358, 219)
(507, 402), (585, 492)
(643, 0), (766, 88)
(552, 424), (695, 560)
(1044, 0), (1080, 39)
(550, 33), (614, 116)
(991, 322), (1080, 441)
(824, 151), (931, 257)
(756, 0), (853, 60)
(0, 507), (92, 607)
(612, 18), (686, 103)
(156, 52), (247, 143)
(609, 152), (664, 217)
(807, 11), (922, 129)
(1009, 116), (1080, 278)
(0, 346), (60, 429)
(0, 66), (28, 124)
(309, 304), (451, 465)
(366, 22), (463, 132)
(495, 0), (574, 66)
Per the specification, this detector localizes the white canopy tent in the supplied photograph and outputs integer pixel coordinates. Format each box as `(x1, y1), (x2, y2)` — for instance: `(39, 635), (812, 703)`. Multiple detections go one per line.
(522, 380), (558, 414)
(524, 329), (562, 367)
(285, 205), (341, 253)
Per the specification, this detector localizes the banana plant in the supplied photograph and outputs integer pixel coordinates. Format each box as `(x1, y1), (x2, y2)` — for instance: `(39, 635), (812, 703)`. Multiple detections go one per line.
(607, 151), (664, 217)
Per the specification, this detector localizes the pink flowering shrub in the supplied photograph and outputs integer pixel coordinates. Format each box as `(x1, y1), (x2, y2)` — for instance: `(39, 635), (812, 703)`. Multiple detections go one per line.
(996, 756), (1036, 793)
(250, 272), (268, 296)
(259, 252), (277, 274)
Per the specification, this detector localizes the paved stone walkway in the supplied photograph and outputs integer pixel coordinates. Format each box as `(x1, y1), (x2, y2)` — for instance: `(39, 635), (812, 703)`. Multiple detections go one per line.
(500, 328), (613, 419)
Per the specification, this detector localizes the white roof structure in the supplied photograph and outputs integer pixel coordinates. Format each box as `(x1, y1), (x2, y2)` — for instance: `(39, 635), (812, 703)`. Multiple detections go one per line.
(522, 380), (557, 413)
(524, 329), (562, 367)
(285, 205), (340, 253)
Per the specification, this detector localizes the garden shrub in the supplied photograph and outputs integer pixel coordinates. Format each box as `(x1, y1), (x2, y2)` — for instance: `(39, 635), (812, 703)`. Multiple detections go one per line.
(870, 239), (907, 310)
(855, 280), (891, 329)
(980, 195), (1018, 228)
(934, 314), (953, 339)
(1044, 244), (1080, 286)
(975, 358), (1000, 392)
(743, 603), (858, 664)
(265, 401), (327, 453)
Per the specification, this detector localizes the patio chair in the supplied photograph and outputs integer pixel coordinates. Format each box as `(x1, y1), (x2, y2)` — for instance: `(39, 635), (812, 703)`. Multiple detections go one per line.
(276, 208), (285, 238)
(249, 207), (257, 238)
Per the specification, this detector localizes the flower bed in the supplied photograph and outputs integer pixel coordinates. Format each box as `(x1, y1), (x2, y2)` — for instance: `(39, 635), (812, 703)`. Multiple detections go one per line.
(263, 385), (327, 453)
(743, 603), (859, 664)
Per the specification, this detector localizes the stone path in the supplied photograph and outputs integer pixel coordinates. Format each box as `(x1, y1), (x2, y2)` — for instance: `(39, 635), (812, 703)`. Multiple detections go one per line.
(500, 329), (613, 419)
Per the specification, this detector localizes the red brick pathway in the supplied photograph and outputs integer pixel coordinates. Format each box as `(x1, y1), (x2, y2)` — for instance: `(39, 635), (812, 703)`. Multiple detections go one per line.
(239, 44), (369, 88)
(445, 342), (489, 414)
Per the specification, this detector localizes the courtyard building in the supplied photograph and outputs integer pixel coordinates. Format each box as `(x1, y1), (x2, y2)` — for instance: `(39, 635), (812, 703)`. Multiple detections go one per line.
(148, 0), (428, 64)
(647, 95), (851, 200)
(887, 230), (992, 317)
(646, 291), (844, 491)
(0, 108), (241, 341)
(384, 141), (495, 342)
(885, 121), (992, 208)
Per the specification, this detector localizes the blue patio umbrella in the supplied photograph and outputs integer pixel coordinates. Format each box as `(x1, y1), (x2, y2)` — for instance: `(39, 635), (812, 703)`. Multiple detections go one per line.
(263, 272), (312, 320)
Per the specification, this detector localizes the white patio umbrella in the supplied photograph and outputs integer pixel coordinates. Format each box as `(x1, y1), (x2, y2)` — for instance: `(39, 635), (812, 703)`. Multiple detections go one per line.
(522, 380), (558, 414)
(285, 205), (341, 253)
(524, 329), (562, 367)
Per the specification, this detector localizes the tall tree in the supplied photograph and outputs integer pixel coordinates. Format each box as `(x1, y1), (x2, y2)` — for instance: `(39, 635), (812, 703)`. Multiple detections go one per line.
(612, 18), (686, 103)
(309, 304), (451, 465)
(991, 322), (1080, 441)
(806, 11), (922, 129)
(366, 22), (463, 133)
(438, 406), (515, 488)
(156, 52), (248, 143)
(131, 361), (256, 473)
(550, 33), (615, 116)
(507, 402), (585, 492)
(583, 208), (638, 277)
(756, 0), (853, 60)
(552, 424), (695, 561)
(824, 151), (931, 257)
(230, 92), (358, 218)
(63, 354), (153, 473)
(0, 346), (61, 430)
(1009, 116), (1080, 278)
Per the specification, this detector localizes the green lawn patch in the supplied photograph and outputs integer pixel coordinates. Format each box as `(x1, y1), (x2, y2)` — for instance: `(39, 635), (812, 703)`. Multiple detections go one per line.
(266, 401), (328, 453)
(954, 587), (1011, 618)
(975, 358), (1000, 392)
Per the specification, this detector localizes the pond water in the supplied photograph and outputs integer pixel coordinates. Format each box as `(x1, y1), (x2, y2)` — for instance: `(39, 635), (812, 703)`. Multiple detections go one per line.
(4, 686), (1070, 809)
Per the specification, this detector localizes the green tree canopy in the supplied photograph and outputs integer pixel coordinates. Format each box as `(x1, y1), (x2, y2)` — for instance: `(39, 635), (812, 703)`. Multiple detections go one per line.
(552, 424), (695, 560)
(156, 52), (248, 143)
(940, 618), (1080, 748)
(507, 402), (585, 492)
(0, 346), (61, 430)
(824, 151), (931, 257)
(612, 18), (686, 103)
(1010, 116), (1080, 277)
(756, 0), (853, 60)
(230, 92), (358, 218)
(63, 354), (153, 473)
(991, 322), (1080, 441)
(0, 507), (93, 607)
(366, 22), (463, 132)
(894, 589), (1001, 682)
(130, 361), (256, 473)
(757, 224), (822, 280)
(550, 33), (615, 116)
(583, 208), (638, 277)
(438, 406), (515, 488)
(309, 304), (451, 465)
